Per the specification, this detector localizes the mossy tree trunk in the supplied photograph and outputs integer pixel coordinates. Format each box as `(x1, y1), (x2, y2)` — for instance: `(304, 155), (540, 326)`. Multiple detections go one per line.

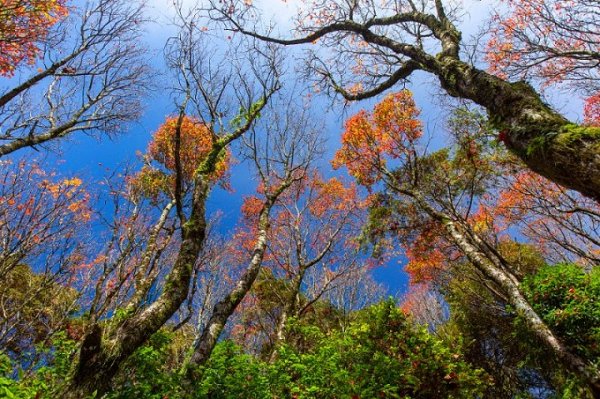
(231, 4), (600, 202)
(186, 176), (295, 370)
(186, 199), (272, 369)
(434, 60), (600, 202)
(61, 179), (210, 399)
(401, 187), (600, 394)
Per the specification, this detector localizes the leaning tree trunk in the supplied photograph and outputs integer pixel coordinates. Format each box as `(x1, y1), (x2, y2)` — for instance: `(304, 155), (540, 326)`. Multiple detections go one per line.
(60, 181), (209, 399)
(186, 196), (276, 370)
(234, 8), (600, 201)
(434, 59), (600, 202)
(413, 193), (600, 394)
(269, 269), (305, 363)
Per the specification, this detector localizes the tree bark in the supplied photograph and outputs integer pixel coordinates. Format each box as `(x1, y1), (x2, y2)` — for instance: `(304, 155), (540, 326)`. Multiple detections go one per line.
(411, 193), (600, 394)
(60, 180), (209, 398)
(432, 59), (600, 202)
(186, 196), (275, 369)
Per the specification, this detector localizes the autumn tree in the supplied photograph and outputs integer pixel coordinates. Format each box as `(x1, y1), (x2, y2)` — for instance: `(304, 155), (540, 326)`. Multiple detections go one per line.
(0, 0), (149, 156)
(0, 160), (89, 368)
(226, 173), (369, 362)
(486, 0), (600, 125)
(263, 173), (367, 359)
(228, 180), (384, 357)
(209, 0), (600, 202)
(229, 268), (342, 358)
(438, 246), (598, 397)
(0, 0), (68, 76)
(400, 283), (446, 330)
(400, 240), (571, 397)
(332, 90), (600, 393)
(186, 93), (320, 369)
(59, 16), (280, 395)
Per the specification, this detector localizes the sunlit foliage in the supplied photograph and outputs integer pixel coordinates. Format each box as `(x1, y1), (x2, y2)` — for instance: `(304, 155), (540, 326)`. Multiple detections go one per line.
(0, 0), (68, 76)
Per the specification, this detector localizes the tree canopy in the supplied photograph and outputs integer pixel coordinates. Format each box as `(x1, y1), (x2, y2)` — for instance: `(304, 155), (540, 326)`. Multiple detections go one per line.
(0, 0), (598, 398)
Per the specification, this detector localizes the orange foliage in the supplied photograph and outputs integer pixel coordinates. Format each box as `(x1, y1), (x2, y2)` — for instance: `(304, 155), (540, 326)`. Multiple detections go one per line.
(332, 90), (422, 187)
(148, 116), (230, 182)
(234, 195), (265, 253)
(269, 174), (365, 274)
(129, 116), (231, 201)
(584, 93), (600, 126)
(307, 176), (359, 219)
(486, 0), (600, 125)
(480, 170), (560, 225)
(403, 222), (450, 284)
(241, 195), (264, 222)
(30, 173), (91, 222)
(0, 0), (68, 76)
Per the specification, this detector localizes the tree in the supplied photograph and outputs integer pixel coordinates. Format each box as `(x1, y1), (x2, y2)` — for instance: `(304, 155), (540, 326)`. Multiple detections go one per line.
(210, 0), (600, 202)
(59, 19), (280, 395)
(434, 244), (565, 397)
(186, 93), (320, 369)
(229, 268), (343, 358)
(0, 0), (68, 76)
(171, 222), (235, 335)
(418, 246), (599, 398)
(73, 114), (232, 330)
(0, 160), (87, 368)
(332, 90), (600, 393)
(486, 0), (600, 125)
(263, 173), (368, 360)
(320, 260), (386, 333)
(224, 172), (370, 362)
(0, 0), (149, 156)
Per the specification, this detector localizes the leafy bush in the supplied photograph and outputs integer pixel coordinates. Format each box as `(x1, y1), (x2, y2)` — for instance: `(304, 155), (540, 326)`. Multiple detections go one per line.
(521, 263), (600, 364)
(107, 330), (184, 399)
(194, 340), (271, 399)
(191, 300), (489, 398)
(269, 300), (488, 398)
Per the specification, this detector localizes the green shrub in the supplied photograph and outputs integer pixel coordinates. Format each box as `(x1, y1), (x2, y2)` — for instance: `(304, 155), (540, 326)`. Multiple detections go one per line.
(522, 263), (600, 364)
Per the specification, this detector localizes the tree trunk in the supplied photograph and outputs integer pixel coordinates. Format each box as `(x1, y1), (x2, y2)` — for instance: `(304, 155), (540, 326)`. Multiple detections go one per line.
(417, 195), (600, 393)
(269, 269), (305, 363)
(60, 181), (209, 398)
(434, 59), (600, 202)
(186, 198), (274, 369)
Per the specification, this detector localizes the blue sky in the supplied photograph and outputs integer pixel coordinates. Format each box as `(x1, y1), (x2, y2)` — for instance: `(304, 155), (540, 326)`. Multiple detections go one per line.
(44, 0), (474, 296)
(3, 0), (587, 297)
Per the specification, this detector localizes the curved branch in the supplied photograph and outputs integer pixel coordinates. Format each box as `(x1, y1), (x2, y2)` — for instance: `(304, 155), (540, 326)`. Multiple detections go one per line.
(330, 60), (420, 101)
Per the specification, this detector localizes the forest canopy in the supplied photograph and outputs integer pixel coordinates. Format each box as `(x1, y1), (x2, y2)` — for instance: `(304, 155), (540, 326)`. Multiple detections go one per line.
(0, 0), (598, 398)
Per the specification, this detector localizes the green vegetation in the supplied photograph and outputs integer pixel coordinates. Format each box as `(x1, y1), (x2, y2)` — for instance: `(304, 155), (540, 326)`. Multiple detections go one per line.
(521, 264), (600, 366)
(1, 301), (489, 398)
